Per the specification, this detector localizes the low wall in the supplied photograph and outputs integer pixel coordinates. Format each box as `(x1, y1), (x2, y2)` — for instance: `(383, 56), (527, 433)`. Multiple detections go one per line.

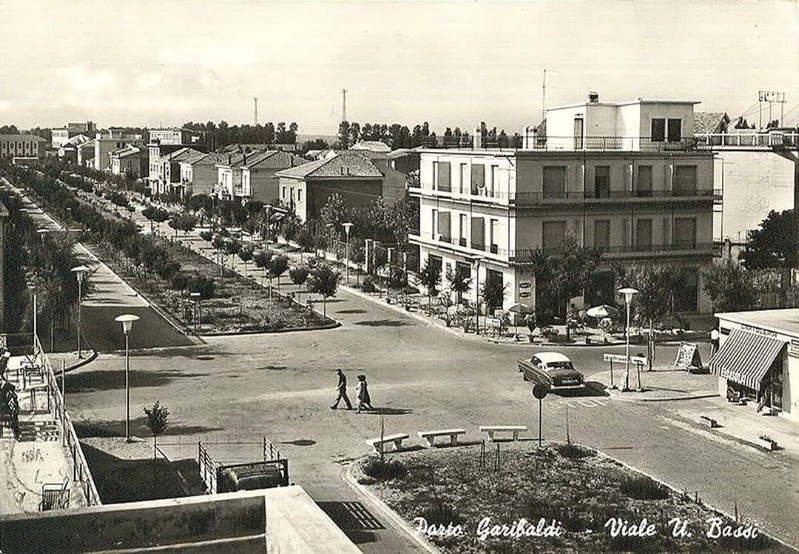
(0, 486), (358, 553)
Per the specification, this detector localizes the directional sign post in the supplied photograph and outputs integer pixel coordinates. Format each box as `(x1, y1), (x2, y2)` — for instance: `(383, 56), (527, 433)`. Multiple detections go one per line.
(532, 384), (549, 448)
(603, 354), (648, 390)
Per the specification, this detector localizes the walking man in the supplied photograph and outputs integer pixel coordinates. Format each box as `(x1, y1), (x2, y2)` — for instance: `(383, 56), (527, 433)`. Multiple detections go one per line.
(330, 368), (352, 410)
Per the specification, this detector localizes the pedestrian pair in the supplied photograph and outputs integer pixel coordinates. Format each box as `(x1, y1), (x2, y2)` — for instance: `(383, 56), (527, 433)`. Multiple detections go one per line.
(330, 369), (373, 413)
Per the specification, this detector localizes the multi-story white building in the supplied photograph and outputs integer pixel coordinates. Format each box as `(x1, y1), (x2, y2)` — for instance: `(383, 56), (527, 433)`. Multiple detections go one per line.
(148, 128), (201, 146)
(410, 95), (720, 315)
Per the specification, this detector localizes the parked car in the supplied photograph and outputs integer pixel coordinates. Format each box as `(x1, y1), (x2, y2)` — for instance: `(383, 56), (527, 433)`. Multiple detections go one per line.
(518, 352), (585, 390)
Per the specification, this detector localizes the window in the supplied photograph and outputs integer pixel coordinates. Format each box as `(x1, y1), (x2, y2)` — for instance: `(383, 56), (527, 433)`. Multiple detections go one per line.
(297, 189), (302, 202)
(432, 161), (439, 189)
(471, 217), (486, 250)
(459, 214), (468, 246)
(471, 163), (484, 194)
(635, 219), (653, 250)
(490, 219), (499, 254)
(674, 165), (697, 194)
(667, 119), (682, 143)
(662, 217), (670, 244)
(594, 166), (610, 198)
(459, 163), (467, 194)
(674, 217), (697, 249)
(437, 161), (451, 192)
(542, 166), (566, 199)
(542, 221), (566, 251)
(455, 261), (471, 280)
(429, 255), (443, 273)
(594, 220), (611, 248)
(437, 211), (451, 242)
(636, 165), (653, 197)
(490, 166), (499, 196)
(651, 118), (666, 142)
(282, 186), (287, 200)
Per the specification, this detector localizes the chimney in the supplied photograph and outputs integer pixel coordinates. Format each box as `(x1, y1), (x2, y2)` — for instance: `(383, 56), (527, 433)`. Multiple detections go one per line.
(588, 91), (599, 103)
(474, 127), (482, 149)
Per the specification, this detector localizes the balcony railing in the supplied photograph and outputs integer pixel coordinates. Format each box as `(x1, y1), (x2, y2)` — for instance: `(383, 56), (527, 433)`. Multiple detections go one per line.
(510, 188), (721, 204)
(694, 131), (799, 149)
(508, 242), (716, 262)
(529, 136), (705, 152)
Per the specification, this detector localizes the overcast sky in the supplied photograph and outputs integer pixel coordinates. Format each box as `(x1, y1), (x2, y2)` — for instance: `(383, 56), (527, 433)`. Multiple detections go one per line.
(1, 0), (797, 134)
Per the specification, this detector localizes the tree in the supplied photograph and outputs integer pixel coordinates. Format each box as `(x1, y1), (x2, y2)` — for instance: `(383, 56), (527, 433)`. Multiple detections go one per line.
(238, 244), (254, 276)
(223, 238), (241, 270)
(320, 193), (347, 236)
(740, 209), (798, 305)
(269, 254), (290, 292)
(289, 266), (309, 303)
(307, 265), (339, 317)
(143, 401), (169, 459)
(301, 138), (330, 152)
(448, 266), (472, 305)
(418, 259), (442, 306)
(703, 261), (758, 313)
(481, 272), (507, 315)
(535, 236), (602, 340)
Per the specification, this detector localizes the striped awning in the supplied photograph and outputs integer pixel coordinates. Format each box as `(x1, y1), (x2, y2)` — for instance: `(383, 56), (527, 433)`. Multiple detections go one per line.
(709, 328), (786, 390)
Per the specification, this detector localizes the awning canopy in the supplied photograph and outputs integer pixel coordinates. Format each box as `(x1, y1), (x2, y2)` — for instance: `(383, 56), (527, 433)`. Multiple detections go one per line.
(708, 328), (786, 390)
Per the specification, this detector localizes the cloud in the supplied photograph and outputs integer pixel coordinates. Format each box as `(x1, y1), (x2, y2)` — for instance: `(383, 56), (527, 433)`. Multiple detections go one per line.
(157, 44), (259, 68)
(58, 65), (117, 94)
(135, 71), (163, 91)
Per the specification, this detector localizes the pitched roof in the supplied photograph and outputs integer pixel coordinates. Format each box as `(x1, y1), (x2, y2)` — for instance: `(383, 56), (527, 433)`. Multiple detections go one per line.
(170, 148), (205, 163)
(276, 151), (383, 180)
(693, 112), (729, 134)
(0, 134), (46, 142)
(350, 140), (391, 153)
(243, 150), (307, 170)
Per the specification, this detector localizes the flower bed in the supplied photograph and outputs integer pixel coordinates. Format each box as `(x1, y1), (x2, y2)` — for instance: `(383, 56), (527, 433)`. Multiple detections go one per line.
(91, 238), (331, 334)
(356, 443), (780, 553)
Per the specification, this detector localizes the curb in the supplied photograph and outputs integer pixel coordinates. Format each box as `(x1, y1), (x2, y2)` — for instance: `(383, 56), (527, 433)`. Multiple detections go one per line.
(342, 462), (441, 554)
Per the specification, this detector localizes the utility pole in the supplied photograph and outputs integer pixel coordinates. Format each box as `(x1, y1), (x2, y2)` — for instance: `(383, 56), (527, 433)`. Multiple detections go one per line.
(342, 89), (347, 122)
(542, 69), (547, 123)
(254, 97), (258, 126)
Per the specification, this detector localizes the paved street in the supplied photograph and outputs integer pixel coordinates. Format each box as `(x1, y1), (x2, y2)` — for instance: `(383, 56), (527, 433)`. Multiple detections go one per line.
(66, 267), (799, 550)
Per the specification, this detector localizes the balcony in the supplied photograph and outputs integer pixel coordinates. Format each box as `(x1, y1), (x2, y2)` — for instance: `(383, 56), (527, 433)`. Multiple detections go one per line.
(694, 131), (799, 150)
(409, 231), (509, 260)
(508, 242), (717, 263)
(510, 188), (721, 206)
(529, 136), (705, 152)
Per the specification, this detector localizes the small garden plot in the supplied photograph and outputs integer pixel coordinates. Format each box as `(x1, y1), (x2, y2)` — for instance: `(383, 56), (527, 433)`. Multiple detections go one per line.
(355, 443), (781, 553)
(92, 237), (330, 334)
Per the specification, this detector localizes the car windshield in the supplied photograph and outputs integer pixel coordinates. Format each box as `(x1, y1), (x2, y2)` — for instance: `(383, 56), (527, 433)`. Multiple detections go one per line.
(546, 361), (574, 370)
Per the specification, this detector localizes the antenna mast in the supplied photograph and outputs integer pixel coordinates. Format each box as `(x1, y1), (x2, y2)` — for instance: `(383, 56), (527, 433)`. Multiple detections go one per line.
(541, 69), (547, 123)
(342, 89), (347, 122)
(253, 97), (258, 126)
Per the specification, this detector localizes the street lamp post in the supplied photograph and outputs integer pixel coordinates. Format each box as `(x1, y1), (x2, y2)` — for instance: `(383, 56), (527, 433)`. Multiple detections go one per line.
(618, 287), (639, 392)
(115, 314), (140, 442)
(33, 229), (50, 351)
(190, 292), (201, 333)
(474, 257), (483, 334)
(71, 265), (90, 359)
(343, 222), (354, 284)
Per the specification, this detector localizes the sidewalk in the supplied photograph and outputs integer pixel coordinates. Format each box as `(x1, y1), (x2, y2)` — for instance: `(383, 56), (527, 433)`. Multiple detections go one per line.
(592, 365), (719, 402)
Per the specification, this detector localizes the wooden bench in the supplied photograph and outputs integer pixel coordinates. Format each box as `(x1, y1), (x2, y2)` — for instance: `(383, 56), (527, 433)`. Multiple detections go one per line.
(417, 428), (466, 448)
(699, 415), (719, 428)
(480, 425), (527, 442)
(365, 433), (410, 455)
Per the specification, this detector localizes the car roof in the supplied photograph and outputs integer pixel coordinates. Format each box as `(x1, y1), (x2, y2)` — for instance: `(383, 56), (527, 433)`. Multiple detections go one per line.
(534, 352), (572, 364)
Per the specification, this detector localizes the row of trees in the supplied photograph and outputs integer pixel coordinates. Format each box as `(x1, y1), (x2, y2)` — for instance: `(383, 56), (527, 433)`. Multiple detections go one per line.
(182, 121), (298, 149)
(336, 120), (524, 150)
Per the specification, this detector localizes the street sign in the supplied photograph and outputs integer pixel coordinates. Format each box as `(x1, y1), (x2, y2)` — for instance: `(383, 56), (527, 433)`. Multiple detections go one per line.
(532, 383), (549, 399)
(603, 353), (647, 365)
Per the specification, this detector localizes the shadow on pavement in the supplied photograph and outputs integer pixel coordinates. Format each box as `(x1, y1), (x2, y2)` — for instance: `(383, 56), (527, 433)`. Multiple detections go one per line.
(75, 416), (224, 438)
(359, 407), (413, 416)
(316, 501), (384, 545)
(66, 368), (210, 392)
(354, 320), (413, 327)
(336, 309), (367, 314)
(83, 305), (195, 351)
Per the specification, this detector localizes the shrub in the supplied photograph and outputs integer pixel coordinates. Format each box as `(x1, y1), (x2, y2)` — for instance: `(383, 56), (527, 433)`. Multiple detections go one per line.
(555, 443), (595, 459)
(362, 276), (378, 293)
(199, 230), (213, 242)
(419, 502), (464, 527)
(619, 475), (670, 500)
(169, 271), (190, 291)
(289, 266), (309, 286)
(187, 274), (216, 300)
(362, 459), (407, 481)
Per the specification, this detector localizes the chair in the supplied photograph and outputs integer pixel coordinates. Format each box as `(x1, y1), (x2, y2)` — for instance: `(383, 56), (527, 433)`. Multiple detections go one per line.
(39, 481), (70, 511)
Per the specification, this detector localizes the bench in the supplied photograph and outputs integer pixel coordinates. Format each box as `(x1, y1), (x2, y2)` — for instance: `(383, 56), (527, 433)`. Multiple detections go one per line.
(480, 425), (527, 442)
(365, 433), (410, 455)
(417, 428), (466, 448)
(699, 415), (719, 428)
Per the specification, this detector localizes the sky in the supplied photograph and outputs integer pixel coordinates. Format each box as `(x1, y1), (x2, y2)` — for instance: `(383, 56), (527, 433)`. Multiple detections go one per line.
(0, 0), (797, 134)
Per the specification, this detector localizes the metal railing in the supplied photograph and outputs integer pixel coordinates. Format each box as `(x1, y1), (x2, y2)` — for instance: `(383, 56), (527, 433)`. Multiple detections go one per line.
(411, 186), (721, 205)
(527, 136), (704, 152)
(37, 335), (102, 506)
(694, 131), (799, 149)
(508, 242), (716, 262)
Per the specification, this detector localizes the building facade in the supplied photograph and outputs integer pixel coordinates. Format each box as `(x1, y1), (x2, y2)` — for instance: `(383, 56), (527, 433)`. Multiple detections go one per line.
(0, 135), (46, 159)
(711, 309), (799, 423)
(148, 128), (201, 146)
(411, 96), (720, 314)
(51, 121), (97, 148)
(109, 146), (148, 178)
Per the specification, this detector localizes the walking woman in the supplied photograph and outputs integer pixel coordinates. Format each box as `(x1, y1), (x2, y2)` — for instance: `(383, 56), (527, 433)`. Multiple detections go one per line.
(355, 375), (374, 414)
